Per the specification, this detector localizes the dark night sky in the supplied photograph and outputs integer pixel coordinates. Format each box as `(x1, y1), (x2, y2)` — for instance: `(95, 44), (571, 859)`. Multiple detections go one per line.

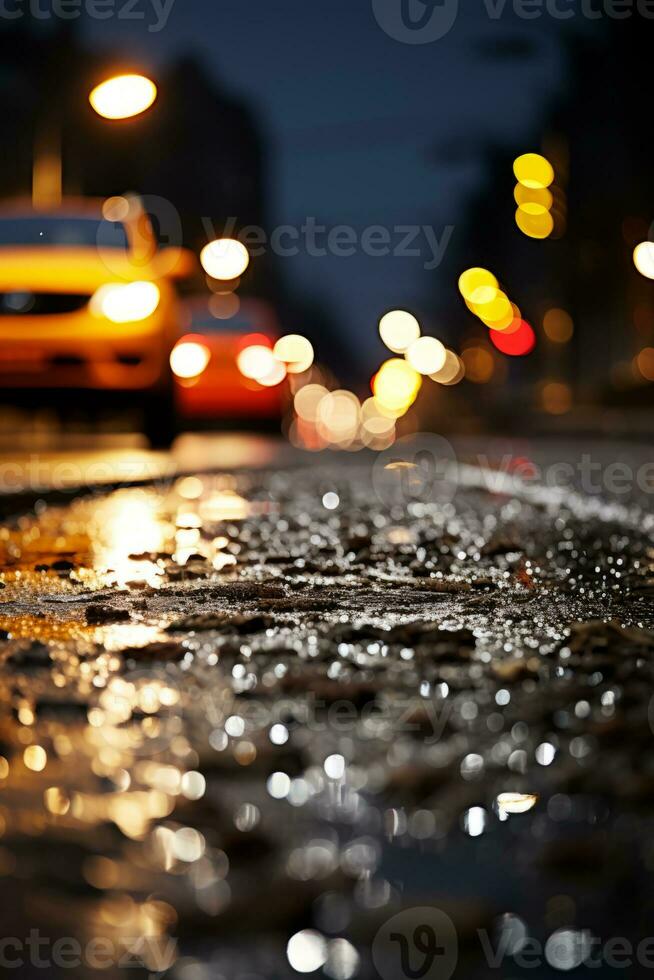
(83, 1), (583, 368)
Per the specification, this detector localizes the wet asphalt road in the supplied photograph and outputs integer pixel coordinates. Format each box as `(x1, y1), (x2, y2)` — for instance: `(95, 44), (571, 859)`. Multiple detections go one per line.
(1, 434), (654, 979)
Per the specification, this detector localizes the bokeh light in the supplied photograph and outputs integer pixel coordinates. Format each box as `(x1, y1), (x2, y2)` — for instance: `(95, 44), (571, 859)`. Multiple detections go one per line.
(473, 290), (514, 329)
(287, 931), (327, 973)
(294, 384), (329, 422)
(316, 390), (361, 445)
(543, 308), (574, 343)
(541, 381), (572, 415)
(209, 293), (240, 320)
(170, 337), (211, 379)
(430, 349), (465, 385)
(513, 153), (555, 189)
(257, 358), (287, 387)
(634, 242), (654, 280)
(405, 336), (446, 375)
(89, 74), (157, 120)
(373, 358), (422, 415)
(273, 335), (314, 374)
(200, 239), (250, 280)
(515, 205), (555, 240)
(379, 310), (421, 353)
(461, 346), (495, 383)
(490, 319), (536, 356)
(90, 281), (160, 323)
(458, 268), (498, 302)
(635, 347), (654, 381)
(514, 184), (554, 210)
(237, 345), (277, 381)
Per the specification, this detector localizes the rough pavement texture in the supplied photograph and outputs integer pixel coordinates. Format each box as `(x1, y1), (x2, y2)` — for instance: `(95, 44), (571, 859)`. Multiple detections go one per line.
(1, 457), (653, 978)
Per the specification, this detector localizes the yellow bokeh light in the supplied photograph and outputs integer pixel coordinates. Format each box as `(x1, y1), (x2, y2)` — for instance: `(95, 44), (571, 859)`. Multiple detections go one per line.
(634, 242), (654, 280)
(405, 336), (447, 376)
(200, 239), (250, 280)
(473, 289), (513, 328)
(170, 341), (211, 380)
(513, 153), (555, 189)
(373, 358), (422, 415)
(543, 308), (574, 343)
(273, 335), (314, 374)
(515, 206), (554, 240)
(379, 310), (421, 353)
(458, 268), (498, 302)
(514, 184), (554, 210)
(89, 74), (158, 120)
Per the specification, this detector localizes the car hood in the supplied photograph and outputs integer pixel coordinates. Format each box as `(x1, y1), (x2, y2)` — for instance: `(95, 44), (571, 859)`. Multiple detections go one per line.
(0, 247), (159, 292)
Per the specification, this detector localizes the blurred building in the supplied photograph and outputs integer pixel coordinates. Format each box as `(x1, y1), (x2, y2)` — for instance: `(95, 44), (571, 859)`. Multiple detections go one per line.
(0, 18), (265, 249)
(438, 19), (654, 424)
(0, 16), (346, 377)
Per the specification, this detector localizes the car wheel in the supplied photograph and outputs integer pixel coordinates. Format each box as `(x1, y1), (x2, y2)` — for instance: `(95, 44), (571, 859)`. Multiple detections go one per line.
(143, 378), (177, 450)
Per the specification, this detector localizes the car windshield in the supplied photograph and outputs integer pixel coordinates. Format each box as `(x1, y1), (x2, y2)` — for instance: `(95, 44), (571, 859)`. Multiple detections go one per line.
(0, 217), (129, 249)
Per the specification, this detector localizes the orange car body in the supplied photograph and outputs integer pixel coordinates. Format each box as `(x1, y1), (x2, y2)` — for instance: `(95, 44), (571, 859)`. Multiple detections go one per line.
(0, 197), (185, 395)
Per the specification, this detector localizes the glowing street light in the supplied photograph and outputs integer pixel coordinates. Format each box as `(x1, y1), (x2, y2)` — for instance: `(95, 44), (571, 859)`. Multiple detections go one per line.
(34, 72), (158, 209)
(89, 74), (158, 121)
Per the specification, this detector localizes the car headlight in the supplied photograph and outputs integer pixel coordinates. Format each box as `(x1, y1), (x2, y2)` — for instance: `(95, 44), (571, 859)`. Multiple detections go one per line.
(90, 282), (161, 323)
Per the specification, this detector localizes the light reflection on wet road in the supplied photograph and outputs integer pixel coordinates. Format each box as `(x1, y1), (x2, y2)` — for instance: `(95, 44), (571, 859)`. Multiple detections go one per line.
(0, 437), (653, 977)
(0, 432), (294, 496)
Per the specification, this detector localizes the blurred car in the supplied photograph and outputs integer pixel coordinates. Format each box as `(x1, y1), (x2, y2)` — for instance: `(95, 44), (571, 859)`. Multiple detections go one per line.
(172, 295), (286, 424)
(0, 196), (192, 446)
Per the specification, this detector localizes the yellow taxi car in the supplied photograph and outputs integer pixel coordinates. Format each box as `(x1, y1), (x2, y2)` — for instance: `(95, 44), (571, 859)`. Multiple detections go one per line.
(0, 196), (191, 445)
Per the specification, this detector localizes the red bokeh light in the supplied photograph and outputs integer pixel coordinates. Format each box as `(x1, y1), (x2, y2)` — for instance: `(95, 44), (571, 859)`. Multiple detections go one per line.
(490, 319), (536, 356)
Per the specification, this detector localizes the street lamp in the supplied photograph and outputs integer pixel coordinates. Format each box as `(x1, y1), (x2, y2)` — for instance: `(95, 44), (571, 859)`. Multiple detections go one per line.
(32, 73), (158, 209)
(88, 74), (158, 121)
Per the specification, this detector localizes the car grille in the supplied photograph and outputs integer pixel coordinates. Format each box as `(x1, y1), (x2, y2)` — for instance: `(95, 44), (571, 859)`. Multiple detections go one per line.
(0, 292), (90, 316)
